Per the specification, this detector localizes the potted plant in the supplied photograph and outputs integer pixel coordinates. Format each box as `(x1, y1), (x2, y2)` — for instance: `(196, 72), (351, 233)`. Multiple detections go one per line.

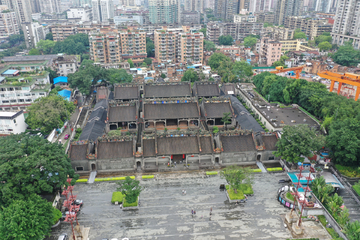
(214, 148), (221, 153)
(135, 151), (142, 157)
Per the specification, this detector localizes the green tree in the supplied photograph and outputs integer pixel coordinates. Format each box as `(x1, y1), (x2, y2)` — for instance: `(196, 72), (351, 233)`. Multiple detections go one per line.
(0, 134), (77, 205)
(143, 57), (152, 65)
(117, 176), (142, 204)
(81, 54), (90, 61)
(243, 36), (257, 49)
(181, 68), (199, 82)
(221, 112), (232, 129)
(0, 194), (54, 239)
(218, 35), (233, 45)
(231, 61), (253, 82)
(318, 41), (332, 51)
(326, 117), (360, 166)
(160, 73), (166, 78)
(344, 221), (360, 240)
(220, 166), (253, 193)
(28, 48), (40, 55)
(204, 40), (216, 51)
(274, 125), (326, 164)
(36, 39), (55, 54)
(45, 67), (58, 84)
(332, 42), (360, 66)
(311, 176), (333, 203)
(8, 34), (24, 46)
(208, 52), (231, 70)
(45, 32), (53, 41)
(141, 62), (148, 67)
(293, 29), (306, 39)
(199, 28), (207, 38)
(315, 34), (332, 45)
(127, 59), (134, 68)
(146, 37), (155, 57)
(107, 68), (133, 85)
(26, 95), (75, 133)
(263, 22), (274, 28)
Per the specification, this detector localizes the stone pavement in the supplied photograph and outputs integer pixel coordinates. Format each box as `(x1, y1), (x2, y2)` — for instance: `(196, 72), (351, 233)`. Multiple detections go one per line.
(48, 172), (300, 240)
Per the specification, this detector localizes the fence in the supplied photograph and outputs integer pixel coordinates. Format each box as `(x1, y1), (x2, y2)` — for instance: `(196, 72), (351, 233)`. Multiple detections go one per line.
(310, 192), (348, 240)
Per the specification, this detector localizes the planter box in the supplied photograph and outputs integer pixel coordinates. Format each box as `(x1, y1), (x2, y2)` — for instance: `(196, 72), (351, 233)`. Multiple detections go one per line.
(51, 220), (61, 228)
(225, 190), (246, 203)
(122, 197), (140, 211)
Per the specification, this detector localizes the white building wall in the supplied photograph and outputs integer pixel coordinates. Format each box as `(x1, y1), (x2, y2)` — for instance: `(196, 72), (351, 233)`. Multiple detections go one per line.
(0, 111), (27, 134)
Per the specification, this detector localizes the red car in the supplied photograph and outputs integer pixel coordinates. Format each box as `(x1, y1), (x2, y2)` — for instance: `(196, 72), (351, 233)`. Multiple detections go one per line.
(64, 134), (69, 140)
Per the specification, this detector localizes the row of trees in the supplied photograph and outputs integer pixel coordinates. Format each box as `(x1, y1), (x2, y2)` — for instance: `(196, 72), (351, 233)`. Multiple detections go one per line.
(208, 53), (253, 82)
(29, 33), (89, 56)
(0, 134), (78, 239)
(254, 72), (360, 166)
(68, 60), (133, 96)
(312, 177), (360, 239)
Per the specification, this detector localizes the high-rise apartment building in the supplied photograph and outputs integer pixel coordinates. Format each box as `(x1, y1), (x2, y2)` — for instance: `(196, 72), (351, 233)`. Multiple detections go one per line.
(39, 0), (61, 13)
(119, 31), (147, 63)
(154, 27), (204, 64)
(0, 10), (20, 37)
(23, 22), (45, 48)
(30, 0), (41, 13)
(89, 30), (121, 64)
(148, 0), (181, 24)
(184, 0), (204, 13)
(249, 0), (272, 12)
(89, 28), (147, 64)
(214, 0), (239, 20)
(275, 0), (303, 26)
(92, 0), (114, 23)
(315, 0), (337, 13)
(284, 16), (332, 40)
(13, 0), (32, 23)
(332, 0), (360, 49)
(259, 37), (282, 66)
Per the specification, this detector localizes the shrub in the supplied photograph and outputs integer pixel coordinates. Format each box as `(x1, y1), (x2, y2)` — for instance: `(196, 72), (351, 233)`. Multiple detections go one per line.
(239, 183), (254, 195)
(53, 208), (62, 225)
(142, 175), (154, 179)
(111, 192), (124, 204)
(267, 167), (283, 172)
(76, 178), (88, 183)
(212, 126), (219, 134)
(286, 191), (294, 201)
(94, 176), (135, 182)
(206, 171), (218, 175)
(353, 184), (360, 197)
(227, 188), (245, 200)
(318, 215), (340, 239)
(251, 169), (262, 172)
(123, 198), (138, 208)
(335, 164), (360, 178)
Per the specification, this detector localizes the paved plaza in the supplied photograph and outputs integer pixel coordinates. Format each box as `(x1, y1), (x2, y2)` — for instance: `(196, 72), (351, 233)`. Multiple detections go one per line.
(48, 172), (330, 240)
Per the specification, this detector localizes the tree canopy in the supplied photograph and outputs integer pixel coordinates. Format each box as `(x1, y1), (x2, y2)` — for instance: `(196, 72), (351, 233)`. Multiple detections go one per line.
(318, 41), (332, 51)
(218, 35), (233, 45)
(0, 134), (77, 206)
(68, 60), (133, 95)
(199, 28), (206, 38)
(0, 194), (54, 240)
(332, 42), (360, 66)
(146, 37), (155, 57)
(28, 48), (40, 55)
(208, 52), (231, 70)
(127, 59), (134, 68)
(181, 68), (200, 82)
(274, 125), (326, 163)
(220, 166), (253, 193)
(143, 57), (152, 65)
(117, 176), (142, 204)
(204, 40), (216, 51)
(243, 36), (257, 49)
(36, 40), (55, 54)
(293, 29), (306, 40)
(45, 32), (53, 41)
(26, 94), (75, 134)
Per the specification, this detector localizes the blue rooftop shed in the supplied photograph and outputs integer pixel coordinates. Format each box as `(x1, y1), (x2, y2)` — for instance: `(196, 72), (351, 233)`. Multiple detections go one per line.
(54, 76), (68, 85)
(58, 89), (71, 101)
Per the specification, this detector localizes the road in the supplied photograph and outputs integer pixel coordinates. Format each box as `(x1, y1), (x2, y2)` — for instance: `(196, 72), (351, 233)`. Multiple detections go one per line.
(48, 172), (296, 240)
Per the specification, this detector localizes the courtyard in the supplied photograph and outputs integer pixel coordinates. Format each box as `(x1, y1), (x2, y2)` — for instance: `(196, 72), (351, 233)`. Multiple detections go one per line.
(48, 172), (330, 240)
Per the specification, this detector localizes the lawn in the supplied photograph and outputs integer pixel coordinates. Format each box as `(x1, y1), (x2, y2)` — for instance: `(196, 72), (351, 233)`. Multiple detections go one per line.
(111, 192), (124, 204)
(353, 184), (360, 197)
(286, 192), (294, 202)
(225, 185), (245, 200)
(123, 198), (139, 207)
(335, 164), (360, 178)
(238, 184), (254, 195)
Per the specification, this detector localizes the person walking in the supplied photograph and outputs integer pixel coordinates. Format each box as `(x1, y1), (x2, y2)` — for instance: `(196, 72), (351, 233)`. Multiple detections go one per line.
(191, 209), (194, 215)
(194, 210), (196, 215)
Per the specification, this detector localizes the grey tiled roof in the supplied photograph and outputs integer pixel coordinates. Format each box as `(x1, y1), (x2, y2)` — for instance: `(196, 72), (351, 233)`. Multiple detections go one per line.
(144, 84), (191, 98)
(200, 136), (213, 154)
(157, 136), (199, 155)
(144, 103), (199, 120)
(221, 135), (256, 152)
(97, 141), (133, 159)
(108, 105), (136, 122)
(196, 84), (220, 97)
(70, 144), (88, 161)
(143, 139), (156, 157)
(204, 102), (232, 118)
(263, 135), (278, 150)
(114, 86), (138, 100)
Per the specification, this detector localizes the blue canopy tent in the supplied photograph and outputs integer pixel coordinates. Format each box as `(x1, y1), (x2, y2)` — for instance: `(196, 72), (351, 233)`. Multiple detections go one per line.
(58, 89), (71, 101)
(53, 76), (68, 85)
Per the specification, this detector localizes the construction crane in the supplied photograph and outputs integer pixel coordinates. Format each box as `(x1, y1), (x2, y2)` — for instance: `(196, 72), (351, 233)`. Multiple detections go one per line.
(269, 65), (305, 79)
(317, 71), (360, 101)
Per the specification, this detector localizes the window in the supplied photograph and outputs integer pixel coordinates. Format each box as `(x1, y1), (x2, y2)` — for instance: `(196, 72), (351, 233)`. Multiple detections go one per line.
(7, 129), (13, 131)
(25, 99), (32, 102)
(10, 99), (16, 103)
(13, 119), (16, 123)
(2, 100), (9, 103)
(76, 166), (84, 171)
(39, 93), (45, 96)
(19, 99), (24, 102)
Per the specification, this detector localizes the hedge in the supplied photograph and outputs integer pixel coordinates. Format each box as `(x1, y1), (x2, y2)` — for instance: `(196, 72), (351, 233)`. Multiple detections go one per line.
(251, 169), (262, 172)
(227, 188), (245, 200)
(353, 185), (360, 197)
(267, 167), (283, 172)
(142, 175), (154, 179)
(123, 198), (138, 208)
(76, 179), (88, 183)
(94, 176), (135, 182)
(111, 192), (124, 204)
(206, 171), (218, 175)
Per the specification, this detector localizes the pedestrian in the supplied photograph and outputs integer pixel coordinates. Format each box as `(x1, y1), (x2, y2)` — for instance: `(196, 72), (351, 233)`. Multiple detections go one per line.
(182, 189), (184, 195)
(191, 209), (194, 215)
(236, 201), (239, 205)
(210, 207), (212, 212)
(194, 210), (196, 215)
(175, 162), (177, 167)
(71, 128), (74, 132)
(184, 190), (186, 195)
(168, 162), (170, 167)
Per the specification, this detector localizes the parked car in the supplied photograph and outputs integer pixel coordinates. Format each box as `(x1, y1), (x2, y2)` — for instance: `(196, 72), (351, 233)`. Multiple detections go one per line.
(278, 179), (291, 183)
(64, 134), (69, 140)
(58, 233), (68, 240)
(71, 199), (83, 207)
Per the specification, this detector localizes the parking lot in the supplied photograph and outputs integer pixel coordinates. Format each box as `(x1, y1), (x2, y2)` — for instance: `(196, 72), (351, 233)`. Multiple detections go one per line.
(49, 172), (295, 240)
